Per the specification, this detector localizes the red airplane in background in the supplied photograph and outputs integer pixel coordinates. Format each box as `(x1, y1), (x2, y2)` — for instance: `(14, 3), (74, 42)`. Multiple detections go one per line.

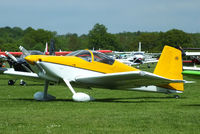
(0, 42), (112, 57)
(0, 41), (113, 85)
(44, 50), (112, 56)
(0, 41), (113, 72)
(0, 51), (22, 57)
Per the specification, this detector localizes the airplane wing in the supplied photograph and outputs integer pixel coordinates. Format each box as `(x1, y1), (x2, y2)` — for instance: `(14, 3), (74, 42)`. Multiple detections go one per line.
(116, 59), (158, 66)
(183, 66), (200, 71)
(0, 67), (39, 80)
(185, 52), (200, 56)
(143, 59), (158, 64)
(75, 71), (184, 89)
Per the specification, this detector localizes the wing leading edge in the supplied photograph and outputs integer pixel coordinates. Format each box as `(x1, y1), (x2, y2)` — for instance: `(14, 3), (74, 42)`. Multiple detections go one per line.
(0, 67), (39, 80)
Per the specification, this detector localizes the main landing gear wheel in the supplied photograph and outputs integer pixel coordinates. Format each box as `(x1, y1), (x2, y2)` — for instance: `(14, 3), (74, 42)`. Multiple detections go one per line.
(72, 92), (94, 102)
(34, 92), (56, 101)
(33, 80), (56, 101)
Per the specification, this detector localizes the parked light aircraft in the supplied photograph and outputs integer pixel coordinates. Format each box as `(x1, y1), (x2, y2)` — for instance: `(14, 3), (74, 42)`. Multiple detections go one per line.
(0, 46), (185, 102)
(182, 70), (200, 77)
(182, 50), (200, 76)
(183, 51), (200, 71)
(116, 52), (158, 66)
(115, 42), (158, 66)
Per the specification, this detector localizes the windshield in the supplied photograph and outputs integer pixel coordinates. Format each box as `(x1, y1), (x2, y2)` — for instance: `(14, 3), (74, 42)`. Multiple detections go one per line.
(93, 51), (115, 65)
(67, 50), (92, 62)
(133, 52), (144, 55)
(20, 50), (43, 58)
(67, 50), (115, 65)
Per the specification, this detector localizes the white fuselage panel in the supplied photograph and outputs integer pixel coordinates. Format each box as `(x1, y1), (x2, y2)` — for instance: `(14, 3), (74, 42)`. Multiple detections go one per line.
(38, 62), (102, 81)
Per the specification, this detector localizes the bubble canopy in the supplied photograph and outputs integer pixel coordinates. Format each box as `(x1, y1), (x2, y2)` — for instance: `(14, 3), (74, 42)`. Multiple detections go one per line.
(67, 50), (115, 65)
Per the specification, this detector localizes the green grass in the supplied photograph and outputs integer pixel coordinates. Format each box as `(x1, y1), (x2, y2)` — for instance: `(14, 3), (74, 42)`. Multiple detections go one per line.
(0, 64), (200, 134)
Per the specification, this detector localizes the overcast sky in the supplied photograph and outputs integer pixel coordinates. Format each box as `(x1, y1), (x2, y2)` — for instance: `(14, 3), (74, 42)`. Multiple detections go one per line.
(0, 0), (199, 35)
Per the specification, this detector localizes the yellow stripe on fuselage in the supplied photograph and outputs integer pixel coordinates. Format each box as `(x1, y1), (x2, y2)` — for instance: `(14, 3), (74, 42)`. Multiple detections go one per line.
(25, 55), (139, 73)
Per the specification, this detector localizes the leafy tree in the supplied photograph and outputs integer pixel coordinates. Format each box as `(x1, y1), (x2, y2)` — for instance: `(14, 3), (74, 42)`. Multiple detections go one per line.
(138, 32), (160, 52)
(65, 33), (80, 50)
(22, 28), (54, 50)
(55, 35), (68, 51)
(0, 38), (5, 45)
(160, 29), (192, 48)
(190, 33), (200, 48)
(0, 26), (200, 53)
(79, 34), (89, 49)
(115, 32), (142, 51)
(0, 43), (19, 51)
(88, 23), (119, 50)
(12, 27), (24, 39)
(32, 42), (44, 51)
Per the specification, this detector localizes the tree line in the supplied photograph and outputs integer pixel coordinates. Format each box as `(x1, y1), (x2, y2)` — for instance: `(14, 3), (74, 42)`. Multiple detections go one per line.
(0, 23), (199, 52)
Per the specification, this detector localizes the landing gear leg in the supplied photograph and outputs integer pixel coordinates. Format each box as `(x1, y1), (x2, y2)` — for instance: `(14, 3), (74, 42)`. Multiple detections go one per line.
(63, 79), (94, 102)
(147, 64), (150, 68)
(33, 80), (56, 101)
(173, 95), (180, 99)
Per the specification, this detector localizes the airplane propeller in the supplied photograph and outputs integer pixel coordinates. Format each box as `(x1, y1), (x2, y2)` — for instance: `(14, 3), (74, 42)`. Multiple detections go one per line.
(5, 51), (32, 72)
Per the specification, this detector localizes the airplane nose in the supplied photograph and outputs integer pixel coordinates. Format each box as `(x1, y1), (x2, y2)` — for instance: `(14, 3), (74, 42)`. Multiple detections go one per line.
(25, 55), (40, 65)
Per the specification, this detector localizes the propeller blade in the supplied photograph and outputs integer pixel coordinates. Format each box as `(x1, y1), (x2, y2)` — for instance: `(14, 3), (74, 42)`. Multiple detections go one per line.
(5, 51), (18, 62)
(19, 46), (31, 57)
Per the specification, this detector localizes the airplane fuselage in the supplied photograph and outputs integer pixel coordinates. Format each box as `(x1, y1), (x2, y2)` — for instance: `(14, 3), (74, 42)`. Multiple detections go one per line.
(26, 55), (139, 82)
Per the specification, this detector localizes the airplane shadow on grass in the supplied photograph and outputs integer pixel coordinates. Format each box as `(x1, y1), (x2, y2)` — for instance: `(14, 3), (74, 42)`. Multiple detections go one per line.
(181, 104), (200, 107)
(8, 96), (181, 103)
(93, 96), (179, 103)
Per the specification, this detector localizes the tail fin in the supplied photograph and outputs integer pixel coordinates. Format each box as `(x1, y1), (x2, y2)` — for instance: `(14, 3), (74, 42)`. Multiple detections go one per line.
(44, 42), (48, 54)
(49, 39), (56, 55)
(153, 45), (183, 91)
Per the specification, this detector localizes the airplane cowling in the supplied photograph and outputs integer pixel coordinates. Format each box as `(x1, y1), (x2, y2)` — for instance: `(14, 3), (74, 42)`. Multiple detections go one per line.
(72, 92), (93, 102)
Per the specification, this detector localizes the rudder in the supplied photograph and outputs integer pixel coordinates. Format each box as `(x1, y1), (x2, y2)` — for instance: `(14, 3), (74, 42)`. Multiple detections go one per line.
(153, 45), (183, 91)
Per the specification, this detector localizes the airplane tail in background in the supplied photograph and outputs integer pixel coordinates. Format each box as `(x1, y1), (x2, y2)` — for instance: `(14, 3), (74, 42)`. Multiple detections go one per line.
(49, 39), (55, 55)
(153, 46), (184, 91)
(138, 42), (141, 52)
(44, 42), (48, 54)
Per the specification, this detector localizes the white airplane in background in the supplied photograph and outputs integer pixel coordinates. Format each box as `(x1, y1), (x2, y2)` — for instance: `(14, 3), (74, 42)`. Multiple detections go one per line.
(0, 45), (185, 102)
(116, 42), (158, 66)
(181, 49), (200, 76)
(183, 51), (200, 71)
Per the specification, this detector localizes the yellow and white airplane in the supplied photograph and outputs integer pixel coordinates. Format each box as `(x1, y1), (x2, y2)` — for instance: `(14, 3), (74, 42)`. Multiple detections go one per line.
(0, 45), (185, 102)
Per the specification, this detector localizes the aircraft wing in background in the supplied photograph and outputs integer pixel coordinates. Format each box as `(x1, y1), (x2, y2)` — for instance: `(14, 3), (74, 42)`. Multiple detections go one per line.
(185, 52), (200, 56)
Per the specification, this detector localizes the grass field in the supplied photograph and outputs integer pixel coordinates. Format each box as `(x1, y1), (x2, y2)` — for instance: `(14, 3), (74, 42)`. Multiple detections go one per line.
(0, 64), (200, 134)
